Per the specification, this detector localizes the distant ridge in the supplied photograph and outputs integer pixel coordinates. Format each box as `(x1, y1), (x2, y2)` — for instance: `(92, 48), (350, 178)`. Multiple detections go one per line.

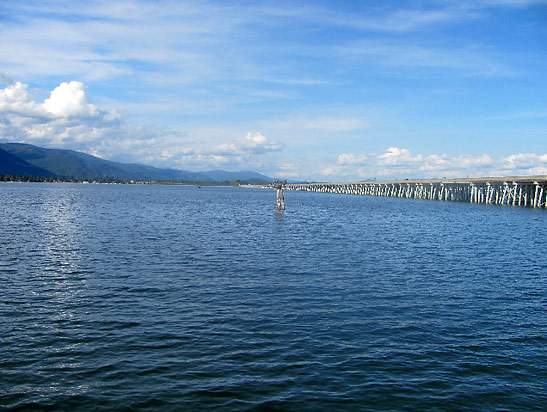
(0, 147), (54, 177)
(204, 170), (274, 183)
(0, 143), (273, 183)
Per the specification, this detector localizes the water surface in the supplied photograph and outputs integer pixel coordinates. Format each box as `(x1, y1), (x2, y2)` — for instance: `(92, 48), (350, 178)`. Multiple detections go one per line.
(1, 183), (546, 411)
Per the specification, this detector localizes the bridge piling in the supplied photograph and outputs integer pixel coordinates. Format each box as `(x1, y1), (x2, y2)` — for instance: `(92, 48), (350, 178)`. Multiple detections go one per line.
(283, 176), (547, 209)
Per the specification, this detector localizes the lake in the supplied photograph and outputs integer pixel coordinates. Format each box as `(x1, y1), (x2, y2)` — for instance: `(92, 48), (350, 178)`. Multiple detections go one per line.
(1, 182), (546, 411)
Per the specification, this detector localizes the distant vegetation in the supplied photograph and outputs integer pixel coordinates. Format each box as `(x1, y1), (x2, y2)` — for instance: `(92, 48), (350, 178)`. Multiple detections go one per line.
(0, 174), (132, 184)
(0, 143), (273, 185)
(0, 174), (261, 185)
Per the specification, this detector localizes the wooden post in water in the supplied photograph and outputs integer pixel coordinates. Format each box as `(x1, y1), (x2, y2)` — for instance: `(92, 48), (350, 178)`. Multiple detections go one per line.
(277, 188), (285, 210)
(273, 181), (285, 210)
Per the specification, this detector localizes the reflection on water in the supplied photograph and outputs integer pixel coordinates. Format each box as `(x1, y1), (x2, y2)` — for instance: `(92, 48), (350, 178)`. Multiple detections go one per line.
(7, 185), (90, 332)
(38, 187), (85, 275)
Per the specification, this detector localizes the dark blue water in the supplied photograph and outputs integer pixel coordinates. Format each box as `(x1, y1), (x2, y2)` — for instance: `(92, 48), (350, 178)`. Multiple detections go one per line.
(1, 182), (546, 411)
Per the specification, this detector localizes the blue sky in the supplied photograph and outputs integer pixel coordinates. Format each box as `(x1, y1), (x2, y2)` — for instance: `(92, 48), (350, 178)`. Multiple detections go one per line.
(1, 0), (546, 181)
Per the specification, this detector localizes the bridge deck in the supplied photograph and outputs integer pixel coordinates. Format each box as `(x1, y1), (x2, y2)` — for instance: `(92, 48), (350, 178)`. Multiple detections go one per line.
(282, 176), (547, 208)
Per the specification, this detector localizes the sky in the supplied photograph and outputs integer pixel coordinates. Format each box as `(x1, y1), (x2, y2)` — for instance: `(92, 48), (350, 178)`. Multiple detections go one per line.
(0, 0), (546, 181)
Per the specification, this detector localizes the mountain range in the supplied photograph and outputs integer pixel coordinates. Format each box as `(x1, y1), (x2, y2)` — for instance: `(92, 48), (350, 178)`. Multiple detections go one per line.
(0, 143), (273, 183)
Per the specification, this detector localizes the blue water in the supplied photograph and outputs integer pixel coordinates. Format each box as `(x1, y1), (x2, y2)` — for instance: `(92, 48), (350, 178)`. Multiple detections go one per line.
(1, 182), (546, 411)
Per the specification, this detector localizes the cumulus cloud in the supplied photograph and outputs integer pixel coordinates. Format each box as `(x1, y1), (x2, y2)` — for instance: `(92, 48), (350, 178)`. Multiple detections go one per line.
(213, 132), (283, 155)
(3, 77), (545, 181)
(320, 153), (370, 179)
(322, 147), (507, 180)
(0, 79), (127, 154)
(44, 81), (98, 117)
(0, 81), (44, 117)
(320, 165), (349, 177)
(0, 80), (112, 120)
(0, 78), (181, 163)
(377, 147), (423, 166)
(503, 153), (547, 169)
(376, 148), (493, 173)
(0, 78), (288, 173)
(502, 153), (547, 175)
(240, 132), (283, 153)
(337, 153), (367, 166)
(421, 153), (493, 171)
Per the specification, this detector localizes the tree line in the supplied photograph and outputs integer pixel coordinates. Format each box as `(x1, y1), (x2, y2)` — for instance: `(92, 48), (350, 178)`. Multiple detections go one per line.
(0, 174), (133, 183)
(0, 174), (261, 186)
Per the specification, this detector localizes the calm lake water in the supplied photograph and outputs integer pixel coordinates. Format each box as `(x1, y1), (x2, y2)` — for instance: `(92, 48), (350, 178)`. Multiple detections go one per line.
(1, 182), (546, 411)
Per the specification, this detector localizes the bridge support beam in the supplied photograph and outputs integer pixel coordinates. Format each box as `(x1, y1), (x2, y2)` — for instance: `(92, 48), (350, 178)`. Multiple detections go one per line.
(283, 177), (547, 209)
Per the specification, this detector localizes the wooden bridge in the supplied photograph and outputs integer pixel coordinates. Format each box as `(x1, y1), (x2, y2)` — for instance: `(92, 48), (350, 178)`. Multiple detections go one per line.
(283, 176), (547, 209)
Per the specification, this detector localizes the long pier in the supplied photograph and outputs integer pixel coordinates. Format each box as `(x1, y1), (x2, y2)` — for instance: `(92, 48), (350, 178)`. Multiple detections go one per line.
(284, 176), (547, 209)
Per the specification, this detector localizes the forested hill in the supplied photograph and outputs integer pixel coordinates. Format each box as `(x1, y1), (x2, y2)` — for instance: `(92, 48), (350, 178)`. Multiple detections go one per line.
(0, 143), (272, 183)
(0, 147), (54, 177)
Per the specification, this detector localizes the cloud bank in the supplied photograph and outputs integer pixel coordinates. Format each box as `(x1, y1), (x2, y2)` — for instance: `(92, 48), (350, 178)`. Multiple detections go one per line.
(214, 132), (283, 155)
(1, 80), (124, 155)
(1, 78), (545, 180)
(0, 78), (283, 172)
(321, 148), (546, 180)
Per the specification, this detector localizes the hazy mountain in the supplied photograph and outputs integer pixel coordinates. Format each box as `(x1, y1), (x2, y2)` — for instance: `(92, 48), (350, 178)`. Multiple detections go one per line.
(0, 143), (272, 183)
(201, 170), (272, 183)
(0, 147), (54, 177)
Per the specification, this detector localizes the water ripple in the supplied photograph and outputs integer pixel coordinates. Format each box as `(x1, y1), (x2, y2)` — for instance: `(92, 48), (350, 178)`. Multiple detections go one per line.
(1, 183), (546, 411)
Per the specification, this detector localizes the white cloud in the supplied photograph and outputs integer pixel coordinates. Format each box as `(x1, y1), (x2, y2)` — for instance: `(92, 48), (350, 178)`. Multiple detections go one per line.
(0, 78), (289, 173)
(0, 79), (175, 161)
(242, 132), (284, 153)
(0, 80), (112, 121)
(421, 153), (493, 171)
(377, 147), (424, 166)
(275, 162), (300, 178)
(521, 166), (547, 175)
(338, 153), (367, 166)
(503, 153), (547, 169)
(213, 132), (283, 155)
(0, 81), (44, 117)
(320, 165), (349, 177)
(376, 147), (494, 175)
(44, 82), (98, 117)
(319, 148), (504, 181)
